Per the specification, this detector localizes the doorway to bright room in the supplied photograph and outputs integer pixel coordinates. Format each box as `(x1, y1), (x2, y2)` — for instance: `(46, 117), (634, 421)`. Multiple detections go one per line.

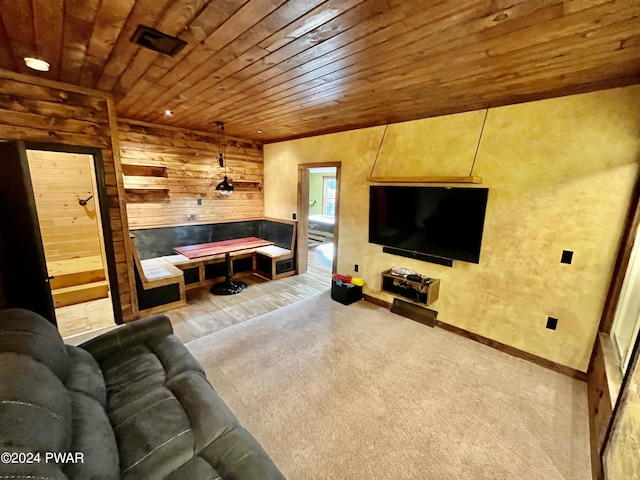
(308, 167), (336, 275)
(297, 163), (340, 283)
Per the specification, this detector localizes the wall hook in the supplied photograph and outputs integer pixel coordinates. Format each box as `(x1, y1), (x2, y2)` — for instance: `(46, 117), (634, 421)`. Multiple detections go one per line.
(79, 194), (93, 206)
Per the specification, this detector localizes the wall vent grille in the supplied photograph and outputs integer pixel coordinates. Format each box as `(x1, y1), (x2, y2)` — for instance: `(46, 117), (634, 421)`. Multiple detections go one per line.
(130, 25), (187, 57)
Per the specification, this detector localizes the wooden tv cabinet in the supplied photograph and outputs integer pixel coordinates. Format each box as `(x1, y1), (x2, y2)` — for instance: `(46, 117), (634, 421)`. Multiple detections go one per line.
(381, 269), (440, 306)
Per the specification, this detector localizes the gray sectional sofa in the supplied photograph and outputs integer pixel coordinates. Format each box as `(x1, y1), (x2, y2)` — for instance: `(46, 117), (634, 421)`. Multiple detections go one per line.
(0, 308), (285, 479)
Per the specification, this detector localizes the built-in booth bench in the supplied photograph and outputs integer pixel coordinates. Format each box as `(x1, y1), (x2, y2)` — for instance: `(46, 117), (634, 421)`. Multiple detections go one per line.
(129, 218), (297, 315)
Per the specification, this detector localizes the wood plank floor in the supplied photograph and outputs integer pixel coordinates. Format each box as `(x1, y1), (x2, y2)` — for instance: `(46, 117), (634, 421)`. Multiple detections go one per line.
(57, 296), (116, 340)
(167, 243), (333, 343)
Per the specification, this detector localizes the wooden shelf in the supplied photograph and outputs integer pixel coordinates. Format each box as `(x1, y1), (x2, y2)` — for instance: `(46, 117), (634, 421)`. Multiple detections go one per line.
(233, 180), (263, 191)
(368, 176), (482, 184)
(381, 269), (440, 306)
(125, 188), (170, 203)
(122, 164), (168, 177)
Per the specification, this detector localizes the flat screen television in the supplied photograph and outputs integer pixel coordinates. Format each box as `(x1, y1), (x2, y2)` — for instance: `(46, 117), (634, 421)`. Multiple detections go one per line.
(369, 186), (489, 264)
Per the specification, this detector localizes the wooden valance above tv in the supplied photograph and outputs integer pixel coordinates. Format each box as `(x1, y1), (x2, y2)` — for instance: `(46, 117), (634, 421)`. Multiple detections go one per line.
(367, 176), (483, 184)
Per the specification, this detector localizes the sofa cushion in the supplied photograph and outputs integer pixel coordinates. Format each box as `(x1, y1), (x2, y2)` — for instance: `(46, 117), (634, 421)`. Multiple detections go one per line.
(0, 452), (68, 480)
(0, 308), (69, 381)
(0, 311), (117, 479)
(94, 334), (214, 479)
(81, 315), (174, 362)
(167, 371), (238, 452)
(114, 386), (195, 479)
(102, 345), (168, 412)
(67, 391), (120, 479)
(66, 345), (107, 407)
(200, 427), (285, 479)
(103, 352), (197, 480)
(150, 334), (205, 379)
(89, 320), (287, 479)
(0, 352), (72, 453)
(164, 456), (223, 479)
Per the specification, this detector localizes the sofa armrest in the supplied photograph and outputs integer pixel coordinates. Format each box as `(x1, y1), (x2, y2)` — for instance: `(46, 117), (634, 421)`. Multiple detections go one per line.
(79, 314), (174, 362)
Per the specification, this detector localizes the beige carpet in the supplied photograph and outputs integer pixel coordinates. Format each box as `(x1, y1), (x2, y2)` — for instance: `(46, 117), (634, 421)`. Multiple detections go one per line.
(186, 291), (591, 480)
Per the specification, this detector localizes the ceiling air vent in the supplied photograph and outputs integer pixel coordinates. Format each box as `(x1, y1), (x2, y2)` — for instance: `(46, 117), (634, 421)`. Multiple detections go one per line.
(130, 25), (187, 57)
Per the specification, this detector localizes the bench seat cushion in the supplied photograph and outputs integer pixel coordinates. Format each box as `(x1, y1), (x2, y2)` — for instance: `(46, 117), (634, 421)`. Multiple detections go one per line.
(161, 254), (192, 266)
(231, 249), (257, 255)
(140, 258), (184, 281)
(255, 245), (291, 258)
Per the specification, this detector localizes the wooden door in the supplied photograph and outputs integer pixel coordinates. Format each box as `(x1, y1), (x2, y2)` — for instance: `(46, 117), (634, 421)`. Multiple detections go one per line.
(0, 141), (56, 322)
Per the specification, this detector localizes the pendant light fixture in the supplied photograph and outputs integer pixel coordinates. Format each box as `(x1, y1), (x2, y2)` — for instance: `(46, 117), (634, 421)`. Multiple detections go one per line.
(215, 121), (234, 195)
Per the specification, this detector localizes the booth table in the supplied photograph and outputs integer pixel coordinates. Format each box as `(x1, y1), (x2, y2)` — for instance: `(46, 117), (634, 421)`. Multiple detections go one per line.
(174, 237), (274, 295)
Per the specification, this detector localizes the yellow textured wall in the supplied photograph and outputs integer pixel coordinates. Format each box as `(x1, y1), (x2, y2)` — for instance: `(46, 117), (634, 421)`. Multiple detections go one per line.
(604, 354), (640, 479)
(264, 85), (640, 372)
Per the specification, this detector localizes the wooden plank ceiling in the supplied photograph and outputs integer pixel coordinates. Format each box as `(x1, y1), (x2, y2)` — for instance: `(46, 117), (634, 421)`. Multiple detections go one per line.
(1, 0), (639, 142)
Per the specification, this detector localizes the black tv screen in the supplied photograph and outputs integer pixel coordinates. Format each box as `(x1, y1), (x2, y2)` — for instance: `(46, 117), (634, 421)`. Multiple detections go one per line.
(369, 186), (489, 264)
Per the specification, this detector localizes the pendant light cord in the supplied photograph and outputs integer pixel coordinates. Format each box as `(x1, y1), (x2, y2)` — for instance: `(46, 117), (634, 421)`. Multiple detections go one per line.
(369, 124), (389, 178)
(216, 121), (226, 172)
(221, 123), (226, 175)
(469, 109), (488, 176)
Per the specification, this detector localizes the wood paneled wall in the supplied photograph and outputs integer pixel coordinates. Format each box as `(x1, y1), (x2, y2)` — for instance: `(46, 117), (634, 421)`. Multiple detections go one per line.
(26, 150), (103, 261)
(0, 69), (135, 321)
(117, 120), (264, 229)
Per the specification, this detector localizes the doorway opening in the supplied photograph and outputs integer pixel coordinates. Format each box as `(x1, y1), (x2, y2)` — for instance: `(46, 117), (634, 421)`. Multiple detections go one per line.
(297, 163), (340, 282)
(25, 148), (116, 340)
(307, 167), (336, 275)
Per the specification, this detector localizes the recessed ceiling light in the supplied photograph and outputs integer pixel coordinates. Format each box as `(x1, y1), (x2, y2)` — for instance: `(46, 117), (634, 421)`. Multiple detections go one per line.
(164, 109), (173, 116)
(257, 129), (263, 133)
(24, 57), (50, 72)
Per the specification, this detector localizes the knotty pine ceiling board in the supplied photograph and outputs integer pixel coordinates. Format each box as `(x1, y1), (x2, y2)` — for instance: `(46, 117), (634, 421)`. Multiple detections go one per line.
(0, 0), (638, 142)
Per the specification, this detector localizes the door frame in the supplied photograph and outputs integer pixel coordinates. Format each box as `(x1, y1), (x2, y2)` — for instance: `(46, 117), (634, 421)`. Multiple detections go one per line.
(599, 173), (640, 467)
(610, 232), (640, 371)
(25, 141), (123, 325)
(297, 162), (341, 275)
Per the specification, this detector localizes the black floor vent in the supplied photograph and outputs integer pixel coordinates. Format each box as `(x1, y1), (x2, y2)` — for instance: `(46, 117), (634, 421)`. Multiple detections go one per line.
(390, 298), (438, 327)
(130, 25), (187, 57)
